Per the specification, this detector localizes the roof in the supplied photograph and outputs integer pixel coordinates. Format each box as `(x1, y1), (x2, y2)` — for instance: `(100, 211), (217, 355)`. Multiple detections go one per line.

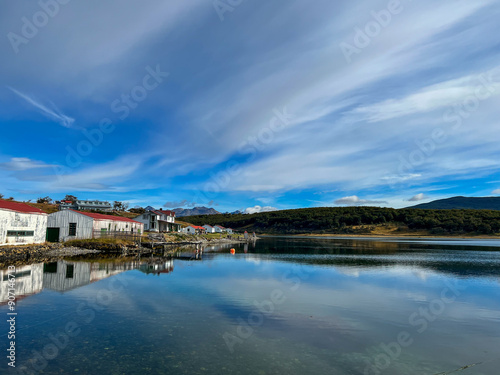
(203, 224), (213, 228)
(151, 209), (175, 217)
(215, 225), (225, 228)
(0, 200), (46, 214)
(70, 210), (142, 224)
(189, 225), (205, 230)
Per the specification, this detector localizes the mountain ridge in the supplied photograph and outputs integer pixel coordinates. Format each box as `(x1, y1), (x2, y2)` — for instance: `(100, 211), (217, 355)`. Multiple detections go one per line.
(409, 196), (500, 210)
(172, 206), (221, 217)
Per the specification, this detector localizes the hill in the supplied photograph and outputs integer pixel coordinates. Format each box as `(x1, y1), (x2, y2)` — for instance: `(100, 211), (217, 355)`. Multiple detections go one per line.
(409, 196), (500, 210)
(172, 206), (221, 217)
(181, 206), (500, 236)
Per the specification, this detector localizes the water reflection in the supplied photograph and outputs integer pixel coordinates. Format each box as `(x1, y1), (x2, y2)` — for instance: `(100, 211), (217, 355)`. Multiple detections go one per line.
(0, 259), (170, 304)
(1, 238), (500, 375)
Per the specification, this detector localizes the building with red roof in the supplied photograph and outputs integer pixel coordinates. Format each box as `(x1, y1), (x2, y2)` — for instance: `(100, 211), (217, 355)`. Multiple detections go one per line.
(47, 210), (144, 242)
(0, 200), (48, 246)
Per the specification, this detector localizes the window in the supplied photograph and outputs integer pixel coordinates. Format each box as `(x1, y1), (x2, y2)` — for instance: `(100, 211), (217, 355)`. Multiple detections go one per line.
(7, 231), (34, 237)
(44, 262), (58, 273)
(66, 265), (74, 279)
(68, 223), (77, 236)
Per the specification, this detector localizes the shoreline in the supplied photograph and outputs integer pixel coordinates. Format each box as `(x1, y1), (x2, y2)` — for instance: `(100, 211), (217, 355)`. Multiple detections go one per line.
(264, 233), (500, 240)
(0, 237), (257, 268)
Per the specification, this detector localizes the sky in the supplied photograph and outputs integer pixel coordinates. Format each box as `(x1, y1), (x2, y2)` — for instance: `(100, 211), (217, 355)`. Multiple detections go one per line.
(0, 0), (499, 213)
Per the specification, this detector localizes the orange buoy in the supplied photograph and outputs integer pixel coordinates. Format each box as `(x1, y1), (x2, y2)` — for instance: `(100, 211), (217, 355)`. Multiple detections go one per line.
(230, 248), (235, 254)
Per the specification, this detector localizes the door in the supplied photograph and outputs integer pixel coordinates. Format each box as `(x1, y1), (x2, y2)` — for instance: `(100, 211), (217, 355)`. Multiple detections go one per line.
(46, 228), (60, 242)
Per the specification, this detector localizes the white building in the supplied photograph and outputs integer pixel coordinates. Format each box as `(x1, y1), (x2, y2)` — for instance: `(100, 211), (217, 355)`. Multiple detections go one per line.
(134, 209), (181, 232)
(47, 210), (144, 242)
(214, 225), (225, 233)
(182, 225), (205, 235)
(203, 224), (215, 233)
(0, 200), (48, 246)
(59, 200), (112, 212)
(226, 228), (234, 234)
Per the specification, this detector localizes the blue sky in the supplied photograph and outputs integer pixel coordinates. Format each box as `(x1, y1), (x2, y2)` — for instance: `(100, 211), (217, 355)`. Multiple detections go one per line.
(1, 0), (499, 213)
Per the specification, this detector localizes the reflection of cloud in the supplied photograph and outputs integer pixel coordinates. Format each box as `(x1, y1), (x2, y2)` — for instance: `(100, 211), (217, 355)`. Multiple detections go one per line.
(8, 87), (75, 128)
(337, 268), (360, 278)
(334, 196), (387, 206)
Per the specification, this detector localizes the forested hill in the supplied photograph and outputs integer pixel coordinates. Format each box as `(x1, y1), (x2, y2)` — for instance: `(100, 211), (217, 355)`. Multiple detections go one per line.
(409, 196), (500, 210)
(182, 207), (500, 235)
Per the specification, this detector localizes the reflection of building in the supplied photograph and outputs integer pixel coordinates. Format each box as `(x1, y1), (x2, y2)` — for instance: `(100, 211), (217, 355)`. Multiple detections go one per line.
(0, 264), (43, 304)
(42, 261), (92, 292)
(0, 260), (145, 303)
(42, 260), (144, 292)
(138, 260), (174, 275)
(0, 200), (48, 246)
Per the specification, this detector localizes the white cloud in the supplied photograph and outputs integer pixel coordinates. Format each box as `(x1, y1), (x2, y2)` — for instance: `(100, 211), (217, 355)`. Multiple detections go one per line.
(408, 193), (427, 202)
(0, 157), (55, 171)
(244, 205), (279, 214)
(334, 196), (387, 206)
(8, 87), (75, 128)
(492, 189), (500, 195)
(352, 68), (500, 123)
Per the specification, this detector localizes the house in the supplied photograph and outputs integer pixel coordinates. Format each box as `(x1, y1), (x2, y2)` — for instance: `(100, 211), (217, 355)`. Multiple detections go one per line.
(214, 225), (225, 233)
(59, 200), (112, 212)
(46, 210), (144, 242)
(0, 200), (48, 246)
(226, 228), (234, 234)
(203, 224), (215, 233)
(182, 225), (206, 235)
(133, 208), (181, 232)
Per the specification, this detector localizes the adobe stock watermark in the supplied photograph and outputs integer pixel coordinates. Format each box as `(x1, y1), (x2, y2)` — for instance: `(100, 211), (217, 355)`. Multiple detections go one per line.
(190, 106), (294, 206)
(223, 265), (309, 353)
(392, 73), (498, 187)
(340, 0), (412, 64)
(15, 275), (128, 375)
(213, 0), (244, 22)
(7, 0), (71, 54)
(363, 279), (466, 375)
(52, 64), (169, 179)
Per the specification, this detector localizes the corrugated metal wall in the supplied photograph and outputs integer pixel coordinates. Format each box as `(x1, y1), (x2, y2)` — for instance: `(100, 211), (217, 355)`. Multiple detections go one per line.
(47, 211), (93, 242)
(0, 210), (47, 245)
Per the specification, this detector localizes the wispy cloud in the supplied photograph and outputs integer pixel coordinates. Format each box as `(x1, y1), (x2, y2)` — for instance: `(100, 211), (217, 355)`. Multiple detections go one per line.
(0, 157), (56, 171)
(492, 189), (500, 195)
(334, 196), (387, 206)
(8, 87), (75, 128)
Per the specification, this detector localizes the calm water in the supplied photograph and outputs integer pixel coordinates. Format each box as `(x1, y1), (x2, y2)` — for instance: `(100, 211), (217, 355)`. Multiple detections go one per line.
(2, 237), (500, 375)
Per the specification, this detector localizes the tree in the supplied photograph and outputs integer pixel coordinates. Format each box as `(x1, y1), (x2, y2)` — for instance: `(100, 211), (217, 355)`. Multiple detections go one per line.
(0, 193), (4, 199)
(37, 196), (53, 204)
(113, 201), (130, 211)
(63, 195), (78, 203)
(129, 206), (146, 214)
